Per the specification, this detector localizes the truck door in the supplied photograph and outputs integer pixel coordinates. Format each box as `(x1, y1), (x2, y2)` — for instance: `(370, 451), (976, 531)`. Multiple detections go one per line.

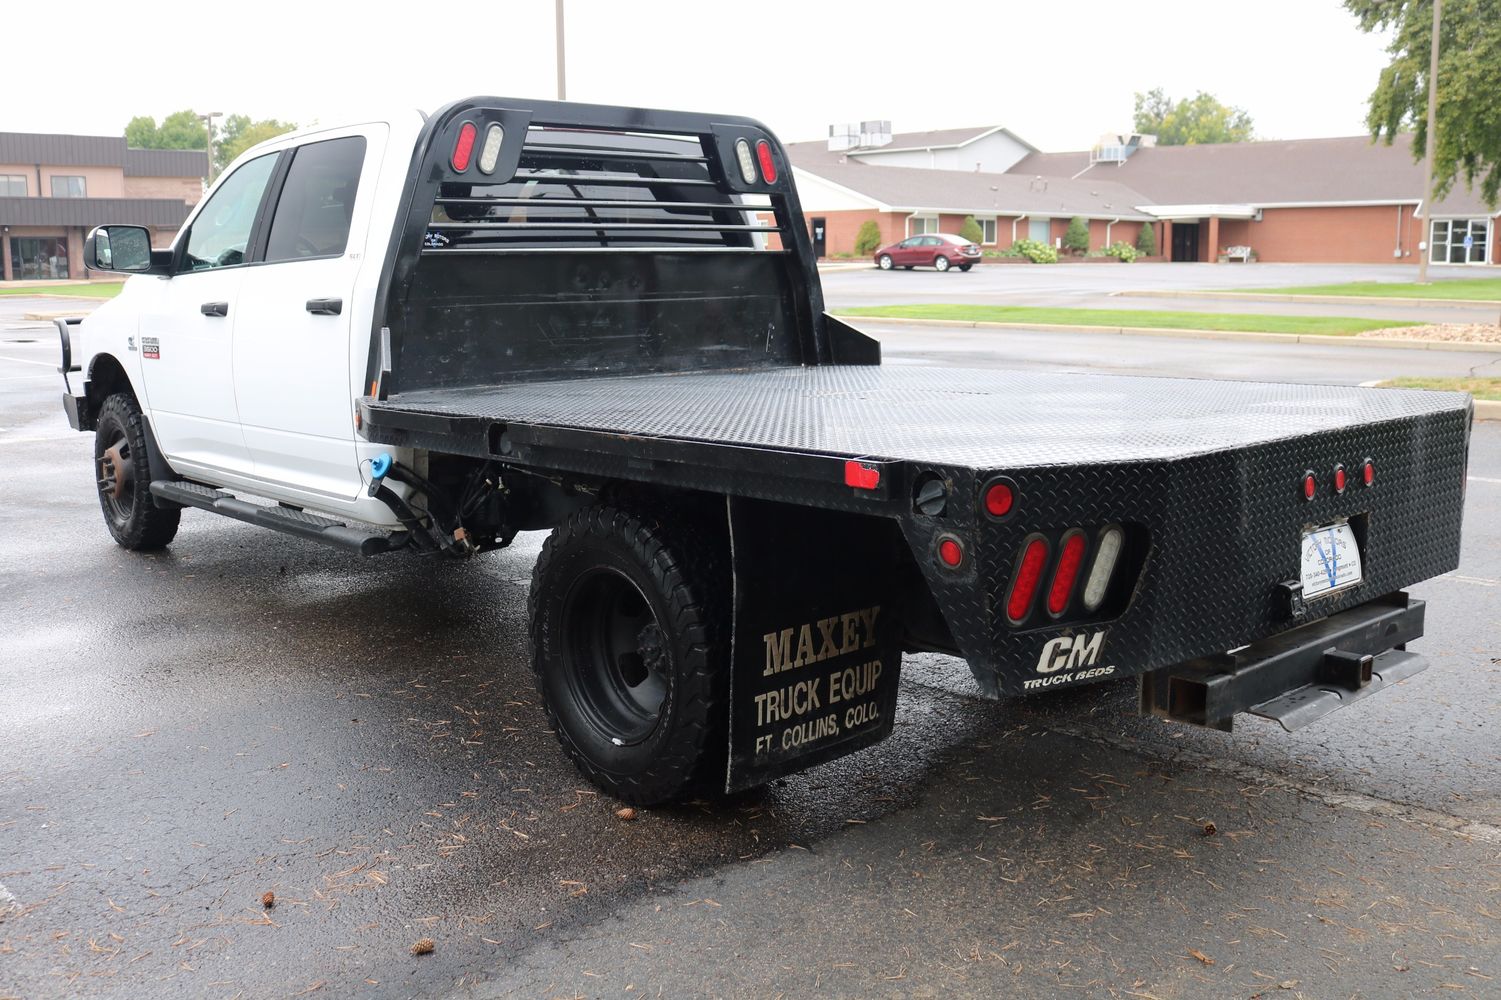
(232, 128), (382, 500)
(136, 152), (280, 478)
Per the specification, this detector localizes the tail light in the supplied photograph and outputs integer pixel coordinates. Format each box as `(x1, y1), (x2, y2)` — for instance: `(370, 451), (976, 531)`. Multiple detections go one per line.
(1046, 531), (1087, 616)
(1362, 458), (1375, 487)
(755, 139), (778, 184)
(1081, 526), (1123, 612)
(1006, 537), (1049, 623)
(983, 479), (1014, 518)
(451, 121), (478, 172)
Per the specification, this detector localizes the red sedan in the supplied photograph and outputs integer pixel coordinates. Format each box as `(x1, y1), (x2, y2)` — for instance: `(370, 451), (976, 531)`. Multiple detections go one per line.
(874, 233), (981, 272)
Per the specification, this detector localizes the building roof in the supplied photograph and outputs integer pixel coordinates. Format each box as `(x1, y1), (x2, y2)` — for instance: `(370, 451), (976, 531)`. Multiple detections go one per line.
(0, 196), (193, 228)
(0, 131), (206, 178)
(1015, 134), (1496, 216)
(847, 125), (1036, 156)
(796, 159), (1155, 220)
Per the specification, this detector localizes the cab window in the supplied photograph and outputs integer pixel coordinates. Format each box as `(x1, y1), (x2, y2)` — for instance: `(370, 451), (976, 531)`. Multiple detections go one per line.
(181, 153), (278, 271)
(263, 136), (367, 263)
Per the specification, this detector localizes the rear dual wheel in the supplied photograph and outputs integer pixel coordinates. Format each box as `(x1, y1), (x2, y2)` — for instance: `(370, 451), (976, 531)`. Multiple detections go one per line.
(529, 505), (728, 805)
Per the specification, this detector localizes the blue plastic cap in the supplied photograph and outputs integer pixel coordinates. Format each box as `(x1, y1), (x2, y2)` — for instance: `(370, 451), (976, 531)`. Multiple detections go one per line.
(370, 453), (393, 479)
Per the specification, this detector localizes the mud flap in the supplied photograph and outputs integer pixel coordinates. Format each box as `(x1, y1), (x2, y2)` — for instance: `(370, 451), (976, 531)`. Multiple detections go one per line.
(726, 498), (903, 793)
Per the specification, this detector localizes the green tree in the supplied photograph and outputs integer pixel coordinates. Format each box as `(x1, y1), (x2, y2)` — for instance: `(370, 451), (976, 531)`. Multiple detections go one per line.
(1135, 221), (1157, 256)
(853, 220), (883, 256)
(123, 109), (208, 150)
(958, 215), (984, 245)
(1346, 0), (1501, 207)
(215, 114), (298, 172)
(1063, 216), (1090, 253)
(1132, 88), (1256, 145)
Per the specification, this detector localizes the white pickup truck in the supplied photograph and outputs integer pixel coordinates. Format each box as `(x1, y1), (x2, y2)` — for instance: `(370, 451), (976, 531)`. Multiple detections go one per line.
(59, 96), (1470, 805)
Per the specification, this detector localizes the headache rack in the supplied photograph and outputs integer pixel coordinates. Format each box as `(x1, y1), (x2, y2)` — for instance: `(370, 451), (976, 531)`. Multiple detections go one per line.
(369, 97), (851, 395)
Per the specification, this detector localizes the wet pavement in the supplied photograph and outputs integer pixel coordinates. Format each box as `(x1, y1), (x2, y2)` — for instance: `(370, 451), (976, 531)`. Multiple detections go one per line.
(2, 308), (1499, 999)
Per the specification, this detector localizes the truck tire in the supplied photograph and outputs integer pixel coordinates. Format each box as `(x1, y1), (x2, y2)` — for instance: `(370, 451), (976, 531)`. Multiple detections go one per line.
(94, 393), (180, 550)
(529, 504), (728, 805)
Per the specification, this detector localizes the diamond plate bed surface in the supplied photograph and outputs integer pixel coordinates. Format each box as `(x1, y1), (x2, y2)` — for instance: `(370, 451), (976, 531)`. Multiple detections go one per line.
(372, 366), (1467, 466)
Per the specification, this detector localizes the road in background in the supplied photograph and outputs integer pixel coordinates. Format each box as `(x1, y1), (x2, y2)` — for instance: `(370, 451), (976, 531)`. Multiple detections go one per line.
(2, 299), (1499, 999)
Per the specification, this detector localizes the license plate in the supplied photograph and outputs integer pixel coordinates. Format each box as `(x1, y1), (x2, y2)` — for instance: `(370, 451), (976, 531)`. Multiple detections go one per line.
(1300, 521), (1362, 598)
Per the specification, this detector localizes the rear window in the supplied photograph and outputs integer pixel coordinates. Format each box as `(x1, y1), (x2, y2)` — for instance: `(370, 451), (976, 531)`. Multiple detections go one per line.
(265, 136), (366, 262)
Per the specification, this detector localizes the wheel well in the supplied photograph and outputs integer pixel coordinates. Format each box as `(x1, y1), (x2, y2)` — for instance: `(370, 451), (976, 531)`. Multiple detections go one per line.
(87, 353), (134, 407)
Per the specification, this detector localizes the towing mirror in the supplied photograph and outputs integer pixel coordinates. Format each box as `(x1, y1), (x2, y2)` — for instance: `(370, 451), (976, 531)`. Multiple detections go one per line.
(85, 225), (167, 275)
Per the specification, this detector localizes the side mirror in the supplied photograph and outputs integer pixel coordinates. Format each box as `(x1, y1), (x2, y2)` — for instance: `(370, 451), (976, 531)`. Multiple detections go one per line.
(85, 225), (169, 275)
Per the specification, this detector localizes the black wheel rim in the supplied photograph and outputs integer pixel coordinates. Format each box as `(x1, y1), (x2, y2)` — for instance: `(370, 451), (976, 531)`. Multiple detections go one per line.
(561, 568), (669, 746)
(97, 426), (133, 523)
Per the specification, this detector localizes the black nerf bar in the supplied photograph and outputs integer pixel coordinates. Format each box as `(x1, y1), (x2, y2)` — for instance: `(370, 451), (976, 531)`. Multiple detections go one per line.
(1140, 591), (1426, 732)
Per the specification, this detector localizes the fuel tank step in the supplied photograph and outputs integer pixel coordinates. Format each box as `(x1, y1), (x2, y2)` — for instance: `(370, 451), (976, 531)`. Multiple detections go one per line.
(149, 480), (408, 557)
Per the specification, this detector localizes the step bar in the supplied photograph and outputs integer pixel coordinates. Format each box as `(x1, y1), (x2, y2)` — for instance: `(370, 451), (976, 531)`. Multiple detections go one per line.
(150, 480), (408, 557)
(1139, 591), (1427, 732)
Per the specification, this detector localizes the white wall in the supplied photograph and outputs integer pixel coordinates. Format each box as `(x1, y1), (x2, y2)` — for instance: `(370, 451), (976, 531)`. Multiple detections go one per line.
(851, 132), (1032, 174)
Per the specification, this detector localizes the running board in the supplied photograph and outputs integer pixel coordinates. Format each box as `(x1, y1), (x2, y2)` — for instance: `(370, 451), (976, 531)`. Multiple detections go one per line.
(150, 480), (408, 557)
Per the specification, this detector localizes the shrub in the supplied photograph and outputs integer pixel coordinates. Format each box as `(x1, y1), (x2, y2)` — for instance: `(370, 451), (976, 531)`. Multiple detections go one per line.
(854, 220), (882, 256)
(1063, 216), (1090, 254)
(1010, 238), (1058, 264)
(1103, 241), (1138, 263)
(958, 215), (984, 245)
(1135, 222), (1156, 256)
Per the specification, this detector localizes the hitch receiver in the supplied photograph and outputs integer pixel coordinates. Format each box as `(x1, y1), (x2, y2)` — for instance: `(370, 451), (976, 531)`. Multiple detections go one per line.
(1140, 592), (1426, 733)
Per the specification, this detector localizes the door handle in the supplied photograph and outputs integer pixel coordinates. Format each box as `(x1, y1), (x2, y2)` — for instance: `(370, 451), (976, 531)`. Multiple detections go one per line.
(200, 301), (229, 317)
(306, 297), (343, 316)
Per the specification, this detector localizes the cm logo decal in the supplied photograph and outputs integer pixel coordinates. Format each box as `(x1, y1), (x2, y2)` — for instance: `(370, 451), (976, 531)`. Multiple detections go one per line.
(1036, 631), (1105, 674)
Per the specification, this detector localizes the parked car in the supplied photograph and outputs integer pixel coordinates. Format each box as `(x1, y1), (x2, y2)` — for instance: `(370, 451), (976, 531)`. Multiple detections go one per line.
(874, 233), (981, 272)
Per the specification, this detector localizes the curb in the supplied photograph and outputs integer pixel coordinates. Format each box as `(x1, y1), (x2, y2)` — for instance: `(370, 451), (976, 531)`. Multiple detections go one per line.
(1114, 288), (1501, 309)
(1475, 400), (1501, 421)
(832, 314), (1501, 353)
(23, 309), (95, 321)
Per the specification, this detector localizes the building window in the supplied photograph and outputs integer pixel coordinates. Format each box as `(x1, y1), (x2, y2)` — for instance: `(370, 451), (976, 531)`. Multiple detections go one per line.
(1430, 218), (1490, 265)
(977, 218), (997, 245)
(50, 175), (87, 198)
(8, 236), (69, 279)
(0, 174), (26, 197)
(906, 215), (938, 237)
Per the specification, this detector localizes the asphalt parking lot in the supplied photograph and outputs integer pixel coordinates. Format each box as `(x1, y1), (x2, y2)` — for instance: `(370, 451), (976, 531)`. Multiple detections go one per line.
(2, 296), (1500, 999)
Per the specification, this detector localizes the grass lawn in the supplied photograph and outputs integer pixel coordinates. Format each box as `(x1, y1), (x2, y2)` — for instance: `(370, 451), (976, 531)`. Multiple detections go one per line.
(836, 304), (1407, 337)
(1378, 377), (1501, 401)
(1230, 277), (1501, 301)
(0, 282), (123, 298)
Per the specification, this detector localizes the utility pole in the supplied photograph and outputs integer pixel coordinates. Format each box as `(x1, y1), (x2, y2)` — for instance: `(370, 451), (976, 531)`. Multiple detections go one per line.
(1417, 0), (1441, 283)
(555, 0), (567, 101)
(197, 110), (223, 184)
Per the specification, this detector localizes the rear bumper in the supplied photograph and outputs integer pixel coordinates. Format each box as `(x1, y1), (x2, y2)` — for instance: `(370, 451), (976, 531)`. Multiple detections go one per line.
(1139, 591), (1426, 731)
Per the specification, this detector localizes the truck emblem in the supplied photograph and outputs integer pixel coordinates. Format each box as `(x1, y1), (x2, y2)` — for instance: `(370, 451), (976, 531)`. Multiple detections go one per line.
(1036, 631), (1106, 674)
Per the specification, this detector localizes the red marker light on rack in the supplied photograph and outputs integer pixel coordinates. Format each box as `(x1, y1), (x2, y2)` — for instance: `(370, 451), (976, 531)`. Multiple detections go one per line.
(755, 140), (778, 184)
(451, 121), (477, 172)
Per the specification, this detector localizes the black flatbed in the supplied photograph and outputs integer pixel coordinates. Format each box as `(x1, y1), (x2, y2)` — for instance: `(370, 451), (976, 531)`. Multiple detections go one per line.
(362, 365), (1467, 469)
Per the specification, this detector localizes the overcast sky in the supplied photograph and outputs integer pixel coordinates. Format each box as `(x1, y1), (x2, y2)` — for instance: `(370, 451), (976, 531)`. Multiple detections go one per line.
(7, 0), (1393, 151)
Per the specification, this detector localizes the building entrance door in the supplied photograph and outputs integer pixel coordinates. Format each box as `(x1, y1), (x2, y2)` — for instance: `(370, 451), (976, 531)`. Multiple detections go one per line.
(1431, 218), (1490, 265)
(810, 217), (826, 257)
(8, 236), (69, 279)
(1171, 222), (1200, 262)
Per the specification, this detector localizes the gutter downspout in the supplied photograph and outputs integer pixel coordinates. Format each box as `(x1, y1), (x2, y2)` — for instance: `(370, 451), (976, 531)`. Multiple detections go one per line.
(1105, 216), (1120, 246)
(1395, 203), (1405, 259)
(1012, 214), (1028, 245)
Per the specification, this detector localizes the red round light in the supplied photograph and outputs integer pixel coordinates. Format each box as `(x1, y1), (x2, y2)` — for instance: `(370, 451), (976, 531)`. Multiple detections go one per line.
(755, 139), (778, 184)
(1363, 459), (1375, 487)
(451, 121), (478, 172)
(984, 481), (1014, 518)
(1334, 465), (1347, 493)
(938, 537), (963, 568)
(1047, 533), (1087, 616)
(1006, 538), (1049, 622)
(1303, 471), (1317, 501)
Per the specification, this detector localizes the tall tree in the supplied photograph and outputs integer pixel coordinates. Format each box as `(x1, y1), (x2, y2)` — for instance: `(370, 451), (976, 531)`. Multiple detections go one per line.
(123, 109), (208, 150)
(214, 114), (297, 172)
(1132, 88), (1256, 145)
(1346, 0), (1501, 207)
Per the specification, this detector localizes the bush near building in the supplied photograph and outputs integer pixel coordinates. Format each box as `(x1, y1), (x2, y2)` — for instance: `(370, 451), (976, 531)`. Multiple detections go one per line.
(959, 216), (984, 245)
(854, 220), (882, 256)
(1063, 216), (1090, 254)
(1135, 222), (1157, 256)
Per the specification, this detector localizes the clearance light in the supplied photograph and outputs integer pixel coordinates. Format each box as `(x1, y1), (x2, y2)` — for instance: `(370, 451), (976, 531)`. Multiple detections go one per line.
(1006, 537), (1049, 622)
(1047, 532), (1087, 616)
(1362, 458), (1375, 487)
(1334, 463), (1347, 494)
(755, 139), (778, 184)
(477, 123), (505, 174)
(735, 139), (758, 184)
(938, 536), (964, 569)
(1303, 470), (1317, 501)
(451, 121), (478, 172)
(1082, 526), (1123, 612)
(983, 480), (1014, 518)
(844, 460), (880, 490)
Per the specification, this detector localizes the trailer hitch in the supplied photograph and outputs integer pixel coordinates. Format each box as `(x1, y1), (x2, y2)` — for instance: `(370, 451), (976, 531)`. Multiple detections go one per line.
(1139, 592), (1426, 733)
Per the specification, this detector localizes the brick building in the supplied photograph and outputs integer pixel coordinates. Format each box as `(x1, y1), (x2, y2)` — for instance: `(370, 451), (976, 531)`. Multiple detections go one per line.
(0, 132), (205, 281)
(788, 127), (1500, 265)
